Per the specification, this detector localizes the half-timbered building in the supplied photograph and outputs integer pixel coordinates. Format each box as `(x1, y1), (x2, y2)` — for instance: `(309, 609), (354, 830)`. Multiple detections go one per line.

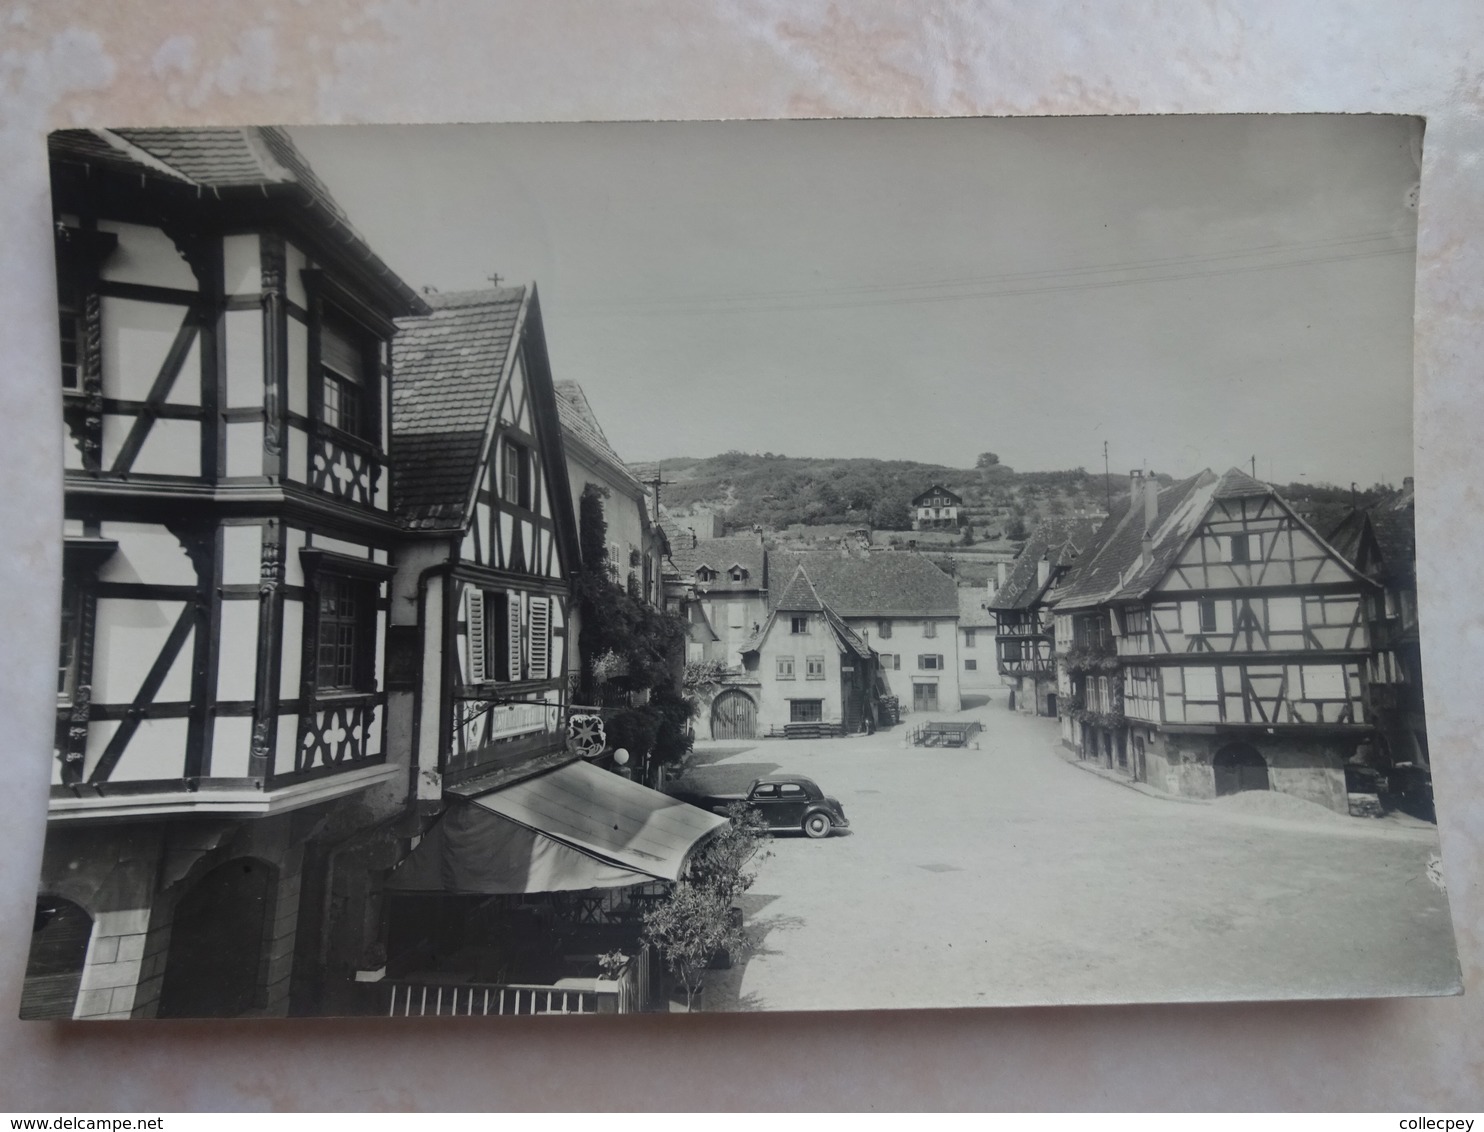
(987, 516), (1099, 716)
(1049, 467), (1381, 813)
(1328, 479), (1430, 813)
(33, 127), (430, 1020)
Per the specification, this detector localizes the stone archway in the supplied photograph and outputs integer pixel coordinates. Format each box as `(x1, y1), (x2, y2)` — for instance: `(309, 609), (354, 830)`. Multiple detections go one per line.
(21, 895), (93, 1019)
(1213, 742), (1270, 796)
(158, 856), (277, 1018)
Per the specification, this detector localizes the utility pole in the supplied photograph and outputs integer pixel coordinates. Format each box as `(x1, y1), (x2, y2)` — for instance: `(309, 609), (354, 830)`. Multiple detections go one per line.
(643, 467), (675, 513)
(486, 272), (504, 287)
(1251, 455), (1257, 479)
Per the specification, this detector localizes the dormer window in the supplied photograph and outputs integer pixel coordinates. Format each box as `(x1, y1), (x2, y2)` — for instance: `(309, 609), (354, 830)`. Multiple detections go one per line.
(730, 567), (748, 582)
(695, 566), (716, 583)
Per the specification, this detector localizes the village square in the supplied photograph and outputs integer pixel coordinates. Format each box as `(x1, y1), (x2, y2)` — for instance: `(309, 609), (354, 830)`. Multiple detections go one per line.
(24, 122), (1455, 1020)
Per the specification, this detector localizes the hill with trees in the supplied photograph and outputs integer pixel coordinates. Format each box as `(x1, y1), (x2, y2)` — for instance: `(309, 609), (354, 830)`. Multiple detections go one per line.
(634, 451), (1109, 539)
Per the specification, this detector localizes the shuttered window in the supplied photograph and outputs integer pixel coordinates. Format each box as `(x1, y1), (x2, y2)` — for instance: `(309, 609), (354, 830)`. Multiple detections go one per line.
(507, 590), (523, 681)
(528, 596), (550, 681)
(466, 589), (488, 682)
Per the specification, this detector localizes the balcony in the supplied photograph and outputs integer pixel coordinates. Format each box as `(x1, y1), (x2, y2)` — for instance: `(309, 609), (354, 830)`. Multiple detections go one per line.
(997, 618), (1052, 639)
(998, 655), (1055, 678)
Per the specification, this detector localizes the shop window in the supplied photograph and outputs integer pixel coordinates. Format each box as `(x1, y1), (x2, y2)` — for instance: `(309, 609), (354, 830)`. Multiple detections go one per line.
(790, 700), (823, 723)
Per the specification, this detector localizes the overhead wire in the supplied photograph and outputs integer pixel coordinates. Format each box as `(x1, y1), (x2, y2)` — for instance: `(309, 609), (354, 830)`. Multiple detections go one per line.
(558, 229), (1416, 319)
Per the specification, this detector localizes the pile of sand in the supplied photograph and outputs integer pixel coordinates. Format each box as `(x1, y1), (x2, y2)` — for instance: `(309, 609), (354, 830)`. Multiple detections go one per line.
(1210, 789), (1353, 824)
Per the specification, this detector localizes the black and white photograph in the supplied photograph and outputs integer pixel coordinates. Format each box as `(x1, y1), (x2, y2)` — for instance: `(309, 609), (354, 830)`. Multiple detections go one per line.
(23, 114), (1460, 1021)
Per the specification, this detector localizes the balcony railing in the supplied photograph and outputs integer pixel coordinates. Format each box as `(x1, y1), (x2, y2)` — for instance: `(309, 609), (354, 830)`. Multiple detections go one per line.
(383, 947), (652, 1016)
(998, 656), (1055, 677)
(997, 619), (1052, 639)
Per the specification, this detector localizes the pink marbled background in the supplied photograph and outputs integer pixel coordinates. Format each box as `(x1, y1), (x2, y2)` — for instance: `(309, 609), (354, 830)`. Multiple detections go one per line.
(0, 0), (1480, 1111)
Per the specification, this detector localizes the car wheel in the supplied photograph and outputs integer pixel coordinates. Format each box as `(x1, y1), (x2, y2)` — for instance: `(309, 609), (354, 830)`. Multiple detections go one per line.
(803, 812), (832, 839)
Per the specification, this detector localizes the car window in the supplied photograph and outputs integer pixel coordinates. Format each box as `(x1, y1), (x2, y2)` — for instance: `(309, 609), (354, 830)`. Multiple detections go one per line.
(750, 784), (778, 799)
(778, 784), (806, 797)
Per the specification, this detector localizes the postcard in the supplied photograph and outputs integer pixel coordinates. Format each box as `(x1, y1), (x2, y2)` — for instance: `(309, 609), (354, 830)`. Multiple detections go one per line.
(23, 115), (1459, 1019)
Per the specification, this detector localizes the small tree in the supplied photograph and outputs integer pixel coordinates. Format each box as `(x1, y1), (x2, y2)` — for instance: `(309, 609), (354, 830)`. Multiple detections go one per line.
(976, 451), (1001, 468)
(642, 804), (769, 1009)
(641, 881), (745, 1010)
(688, 802), (772, 908)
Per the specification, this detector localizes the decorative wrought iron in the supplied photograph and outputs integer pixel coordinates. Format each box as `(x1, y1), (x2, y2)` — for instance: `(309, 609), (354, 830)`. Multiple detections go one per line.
(566, 713), (606, 756)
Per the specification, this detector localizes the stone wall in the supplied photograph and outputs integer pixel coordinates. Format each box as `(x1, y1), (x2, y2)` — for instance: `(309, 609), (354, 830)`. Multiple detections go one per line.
(1142, 729), (1351, 813)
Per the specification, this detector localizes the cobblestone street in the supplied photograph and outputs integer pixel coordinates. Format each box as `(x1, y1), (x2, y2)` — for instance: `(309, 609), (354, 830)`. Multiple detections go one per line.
(674, 689), (1459, 1012)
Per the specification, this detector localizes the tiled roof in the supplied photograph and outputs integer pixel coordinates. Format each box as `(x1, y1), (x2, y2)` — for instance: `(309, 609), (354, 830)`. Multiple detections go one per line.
(988, 516), (1102, 611)
(957, 586), (996, 628)
(667, 536), (767, 587)
(1329, 488), (1416, 585)
(391, 287), (527, 529)
(554, 381), (645, 497)
(912, 483), (963, 506)
(742, 564), (871, 658)
(769, 551), (958, 618)
(49, 127), (426, 316)
(1050, 471), (1215, 610)
(773, 565), (825, 611)
(1210, 466), (1270, 500)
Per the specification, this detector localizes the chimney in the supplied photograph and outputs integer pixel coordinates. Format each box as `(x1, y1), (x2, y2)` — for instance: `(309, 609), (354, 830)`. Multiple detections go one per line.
(1036, 557), (1050, 588)
(1129, 468), (1144, 506)
(1141, 471), (1158, 568)
(1403, 476), (1414, 494)
(687, 527), (697, 550)
(996, 561), (1008, 590)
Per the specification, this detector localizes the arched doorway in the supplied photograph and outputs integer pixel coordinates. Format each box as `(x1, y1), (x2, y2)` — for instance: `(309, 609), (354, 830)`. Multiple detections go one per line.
(1214, 742), (1270, 796)
(711, 690), (757, 740)
(21, 896), (93, 1019)
(158, 857), (275, 1018)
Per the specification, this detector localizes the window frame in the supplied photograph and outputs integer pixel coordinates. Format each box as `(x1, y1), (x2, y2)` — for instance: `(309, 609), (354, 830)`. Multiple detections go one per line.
(790, 616), (809, 635)
(918, 653), (944, 671)
(314, 574), (377, 694)
(922, 620), (937, 639)
(317, 312), (377, 442)
(789, 699), (824, 723)
(1198, 598), (1219, 634)
(775, 655), (796, 680)
(805, 655), (826, 680)
(502, 439), (533, 509)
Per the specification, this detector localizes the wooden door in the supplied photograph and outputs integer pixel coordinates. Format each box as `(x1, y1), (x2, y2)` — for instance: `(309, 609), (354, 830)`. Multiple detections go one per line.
(913, 683), (938, 712)
(711, 690), (756, 740)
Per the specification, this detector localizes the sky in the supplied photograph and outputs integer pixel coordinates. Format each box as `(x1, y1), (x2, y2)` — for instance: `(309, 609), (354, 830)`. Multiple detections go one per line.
(292, 115), (1421, 486)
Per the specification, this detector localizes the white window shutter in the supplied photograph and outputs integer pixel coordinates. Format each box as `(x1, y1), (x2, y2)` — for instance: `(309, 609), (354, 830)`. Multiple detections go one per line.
(508, 590), (523, 681)
(529, 596), (550, 681)
(466, 589), (487, 682)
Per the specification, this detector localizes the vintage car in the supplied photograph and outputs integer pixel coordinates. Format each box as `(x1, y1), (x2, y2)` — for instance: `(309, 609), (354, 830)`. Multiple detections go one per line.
(708, 775), (850, 838)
